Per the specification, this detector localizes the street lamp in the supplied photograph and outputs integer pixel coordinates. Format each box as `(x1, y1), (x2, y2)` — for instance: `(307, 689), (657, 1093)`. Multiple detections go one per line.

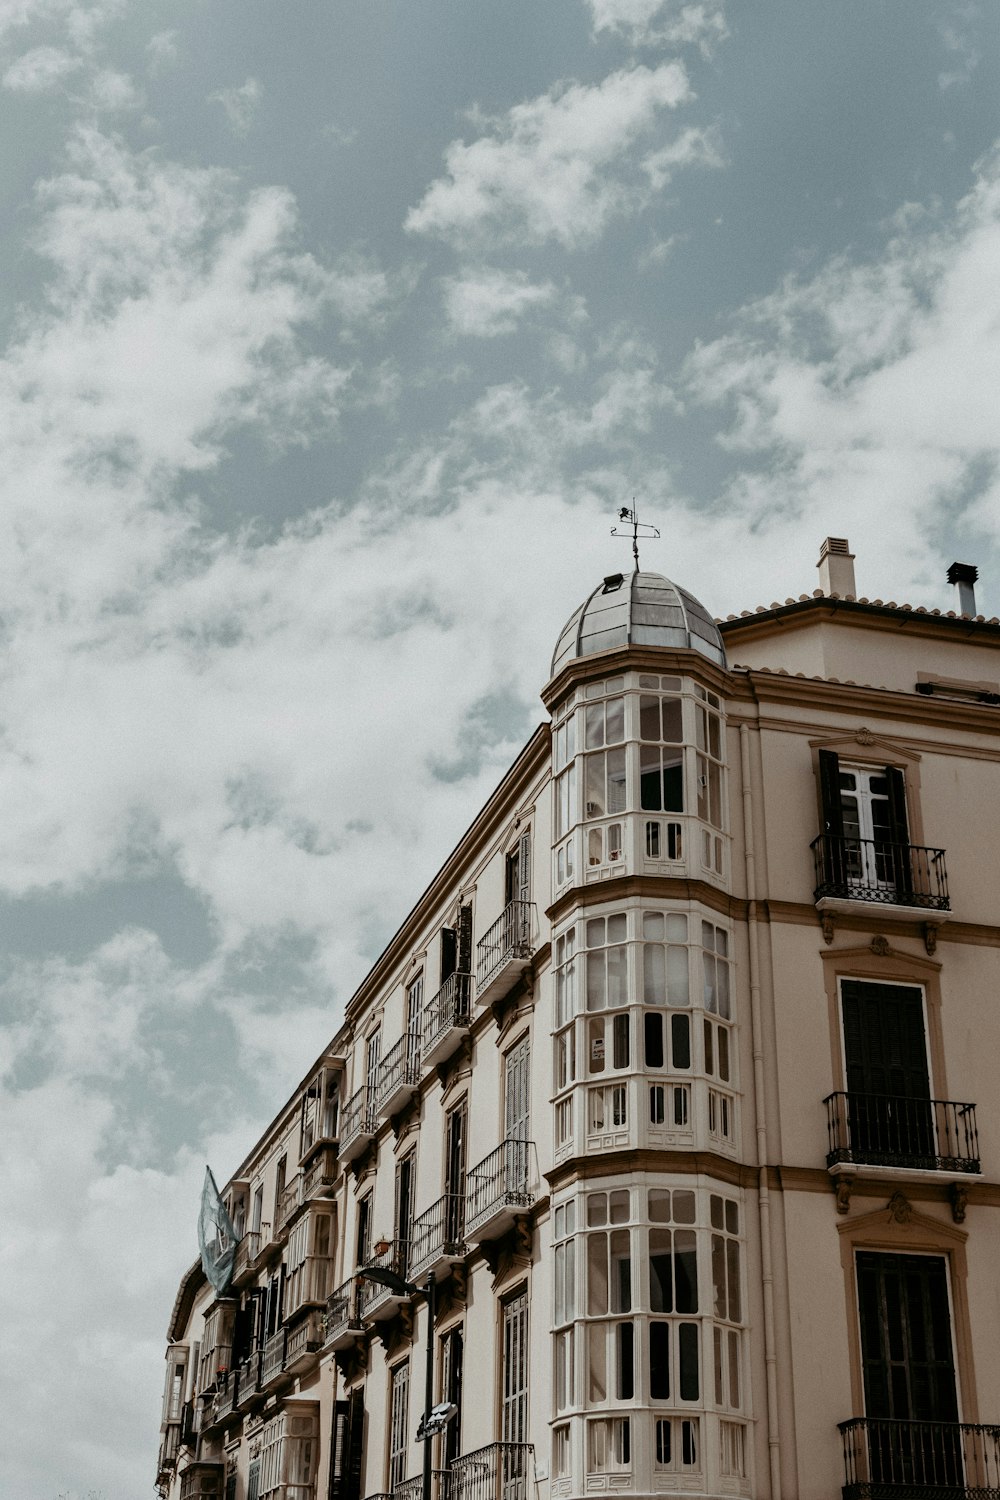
(357, 1265), (455, 1500)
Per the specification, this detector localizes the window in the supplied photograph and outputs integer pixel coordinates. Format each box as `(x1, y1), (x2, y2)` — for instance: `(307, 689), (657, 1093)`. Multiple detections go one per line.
(587, 821), (622, 867)
(711, 1196), (743, 1411)
(355, 1193), (373, 1271)
(841, 979), (933, 1164)
(440, 1325), (464, 1464)
(818, 749), (912, 897)
(553, 1424), (571, 1478)
(654, 1417), (699, 1472)
(285, 1207), (334, 1316)
(695, 685), (724, 829)
(554, 926), (578, 1027)
(701, 923), (731, 1017)
(588, 1084), (627, 1133)
(258, 1406), (319, 1500)
(586, 1013), (629, 1074)
(640, 688), (684, 814)
(585, 747), (627, 819)
(645, 817), (682, 861)
(553, 711), (576, 772)
(585, 914), (628, 1010)
(642, 911), (689, 1005)
(502, 1290), (529, 1447)
(273, 1155), (287, 1224)
(647, 1189), (699, 1404)
(587, 1417), (630, 1473)
(388, 1362), (410, 1491)
(405, 975), (423, 1066)
(394, 1153), (415, 1273)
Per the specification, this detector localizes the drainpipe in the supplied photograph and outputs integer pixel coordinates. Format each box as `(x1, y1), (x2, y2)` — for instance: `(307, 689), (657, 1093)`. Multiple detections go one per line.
(740, 720), (782, 1499)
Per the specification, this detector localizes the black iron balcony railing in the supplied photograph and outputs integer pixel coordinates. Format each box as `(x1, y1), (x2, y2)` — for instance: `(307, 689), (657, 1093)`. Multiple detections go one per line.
(393, 1474), (451, 1500)
(357, 1239), (410, 1319)
(260, 1327), (287, 1386)
(476, 901), (534, 999)
(812, 834), (949, 910)
(324, 1277), (363, 1348)
(825, 1092), (981, 1174)
(340, 1086), (376, 1159)
(236, 1350), (261, 1409)
(408, 1192), (466, 1280)
(423, 971), (472, 1062)
(375, 1032), (421, 1115)
(839, 1417), (1000, 1498)
(302, 1144), (339, 1199)
(466, 1139), (533, 1238)
(448, 1443), (534, 1500)
(276, 1176), (301, 1232)
(211, 1368), (239, 1424)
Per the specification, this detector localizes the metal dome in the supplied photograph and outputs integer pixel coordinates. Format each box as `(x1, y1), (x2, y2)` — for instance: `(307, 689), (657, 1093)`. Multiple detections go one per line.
(551, 570), (726, 678)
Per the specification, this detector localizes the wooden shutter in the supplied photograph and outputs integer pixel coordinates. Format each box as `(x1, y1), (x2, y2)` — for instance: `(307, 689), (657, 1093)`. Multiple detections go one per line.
(884, 765), (911, 895)
(818, 749), (843, 835)
(440, 926), (457, 984)
(458, 903), (473, 973)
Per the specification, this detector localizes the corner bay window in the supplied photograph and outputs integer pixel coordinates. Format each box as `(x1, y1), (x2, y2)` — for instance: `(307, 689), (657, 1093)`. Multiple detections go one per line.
(556, 1183), (745, 1480)
(552, 907), (735, 1153)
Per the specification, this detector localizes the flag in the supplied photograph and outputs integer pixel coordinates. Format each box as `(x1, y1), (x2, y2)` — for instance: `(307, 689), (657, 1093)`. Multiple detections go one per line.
(198, 1165), (238, 1295)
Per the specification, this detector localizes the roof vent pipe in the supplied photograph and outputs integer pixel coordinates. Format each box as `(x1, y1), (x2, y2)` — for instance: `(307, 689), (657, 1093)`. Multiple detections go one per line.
(947, 562), (978, 616)
(817, 537), (856, 597)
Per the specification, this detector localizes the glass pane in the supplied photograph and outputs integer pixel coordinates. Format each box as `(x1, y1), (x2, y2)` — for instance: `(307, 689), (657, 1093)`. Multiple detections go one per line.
(649, 1228), (672, 1312)
(588, 1323), (607, 1402)
(648, 1189), (671, 1223)
(644, 944), (665, 1004)
(671, 1014), (691, 1069)
(662, 698), (683, 742)
(674, 1230), (698, 1313)
(610, 1230), (631, 1312)
(679, 1323), (700, 1401)
(673, 1190), (696, 1223)
(585, 704), (605, 749)
(639, 696), (660, 740)
(649, 1322), (670, 1400)
(607, 913), (627, 943)
(588, 1233), (608, 1314)
(666, 945), (689, 1004)
(606, 697), (625, 743)
(588, 1193), (607, 1226)
(642, 911), (665, 940)
(644, 1013), (664, 1068)
(666, 913), (687, 942)
(616, 1321), (634, 1400)
(609, 1190), (629, 1224)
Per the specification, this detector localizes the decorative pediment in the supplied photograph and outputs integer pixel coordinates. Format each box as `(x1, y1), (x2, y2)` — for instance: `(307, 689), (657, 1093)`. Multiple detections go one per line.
(836, 1195), (967, 1246)
(808, 729), (922, 764)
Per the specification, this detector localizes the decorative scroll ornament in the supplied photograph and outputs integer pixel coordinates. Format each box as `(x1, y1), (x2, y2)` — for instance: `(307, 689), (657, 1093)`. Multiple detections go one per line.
(855, 727), (875, 745)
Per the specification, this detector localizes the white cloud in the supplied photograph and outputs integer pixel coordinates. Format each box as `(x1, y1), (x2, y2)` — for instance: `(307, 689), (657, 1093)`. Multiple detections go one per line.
(211, 74), (262, 135)
(443, 266), (557, 337)
(686, 144), (1000, 597)
(145, 28), (177, 73)
(584, 0), (728, 51)
(937, 5), (981, 90)
(2, 41), (81, 89)
(406, 62), (694, 248)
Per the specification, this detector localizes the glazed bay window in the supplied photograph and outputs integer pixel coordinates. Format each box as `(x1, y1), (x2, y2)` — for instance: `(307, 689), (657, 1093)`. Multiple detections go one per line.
(554, 926), (578, 1028)
(696, 685), (725, 873)
(285, 1207), (335, 1317)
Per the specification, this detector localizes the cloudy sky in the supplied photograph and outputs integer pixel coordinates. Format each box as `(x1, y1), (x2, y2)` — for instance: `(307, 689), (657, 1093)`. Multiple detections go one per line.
(1, 1), (999, 1495)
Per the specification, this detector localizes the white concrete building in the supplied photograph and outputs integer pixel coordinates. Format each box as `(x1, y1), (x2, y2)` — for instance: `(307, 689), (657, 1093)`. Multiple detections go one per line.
(158, 544), (1000, 1500)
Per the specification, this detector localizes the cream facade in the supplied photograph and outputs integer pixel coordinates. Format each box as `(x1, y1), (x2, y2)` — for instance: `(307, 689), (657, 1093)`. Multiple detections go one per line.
(157, 547), (1000, 1500)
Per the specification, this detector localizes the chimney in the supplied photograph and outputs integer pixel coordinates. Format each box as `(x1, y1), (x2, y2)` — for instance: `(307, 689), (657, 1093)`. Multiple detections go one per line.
(817, 537), (856, 597)
(947, 561), (978, 616)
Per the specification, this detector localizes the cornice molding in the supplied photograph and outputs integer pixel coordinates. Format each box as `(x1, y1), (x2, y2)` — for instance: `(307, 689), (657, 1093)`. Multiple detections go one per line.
(547, 875), (744, 927)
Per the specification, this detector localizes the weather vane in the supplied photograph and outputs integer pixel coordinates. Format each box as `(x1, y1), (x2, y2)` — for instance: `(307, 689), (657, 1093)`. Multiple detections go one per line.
(611, 503), (660, 573)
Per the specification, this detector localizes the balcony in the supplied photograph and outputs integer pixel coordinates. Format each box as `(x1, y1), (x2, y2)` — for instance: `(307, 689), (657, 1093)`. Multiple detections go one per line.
(235, 1351), (261, 1410)
(826, 1093), (981, 1175)
(210, 1369), (239, 1426)
(812, 834), (950, 913)
(394, 1475), (450, 1500)
(324, 1277), (364, 1350)
(339, 1087), (377, 1163)
(285, 1310), (324, 1374)
(276, 1176), (302, 1234)
(375, 1033), (422, 1120)
(466, 1139), (534, 1241)
(179, 1464), (224, 1500)
(448, 1443), (534, 1500)
(408, 1193), (467, 1282)
(422, 972), (472, 1068)
(476, 901), (534, 1006)
(260, 1327), (287, 1389)
(839, 1417), (1000, 1498)
(357, 1240), (411, 1322)
(302, 1144), (339, 1200)
(232, 1227), (268, 1284)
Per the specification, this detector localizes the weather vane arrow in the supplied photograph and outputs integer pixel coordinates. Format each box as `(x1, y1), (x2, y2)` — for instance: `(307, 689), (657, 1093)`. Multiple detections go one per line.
(611, 503), (660, 572)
